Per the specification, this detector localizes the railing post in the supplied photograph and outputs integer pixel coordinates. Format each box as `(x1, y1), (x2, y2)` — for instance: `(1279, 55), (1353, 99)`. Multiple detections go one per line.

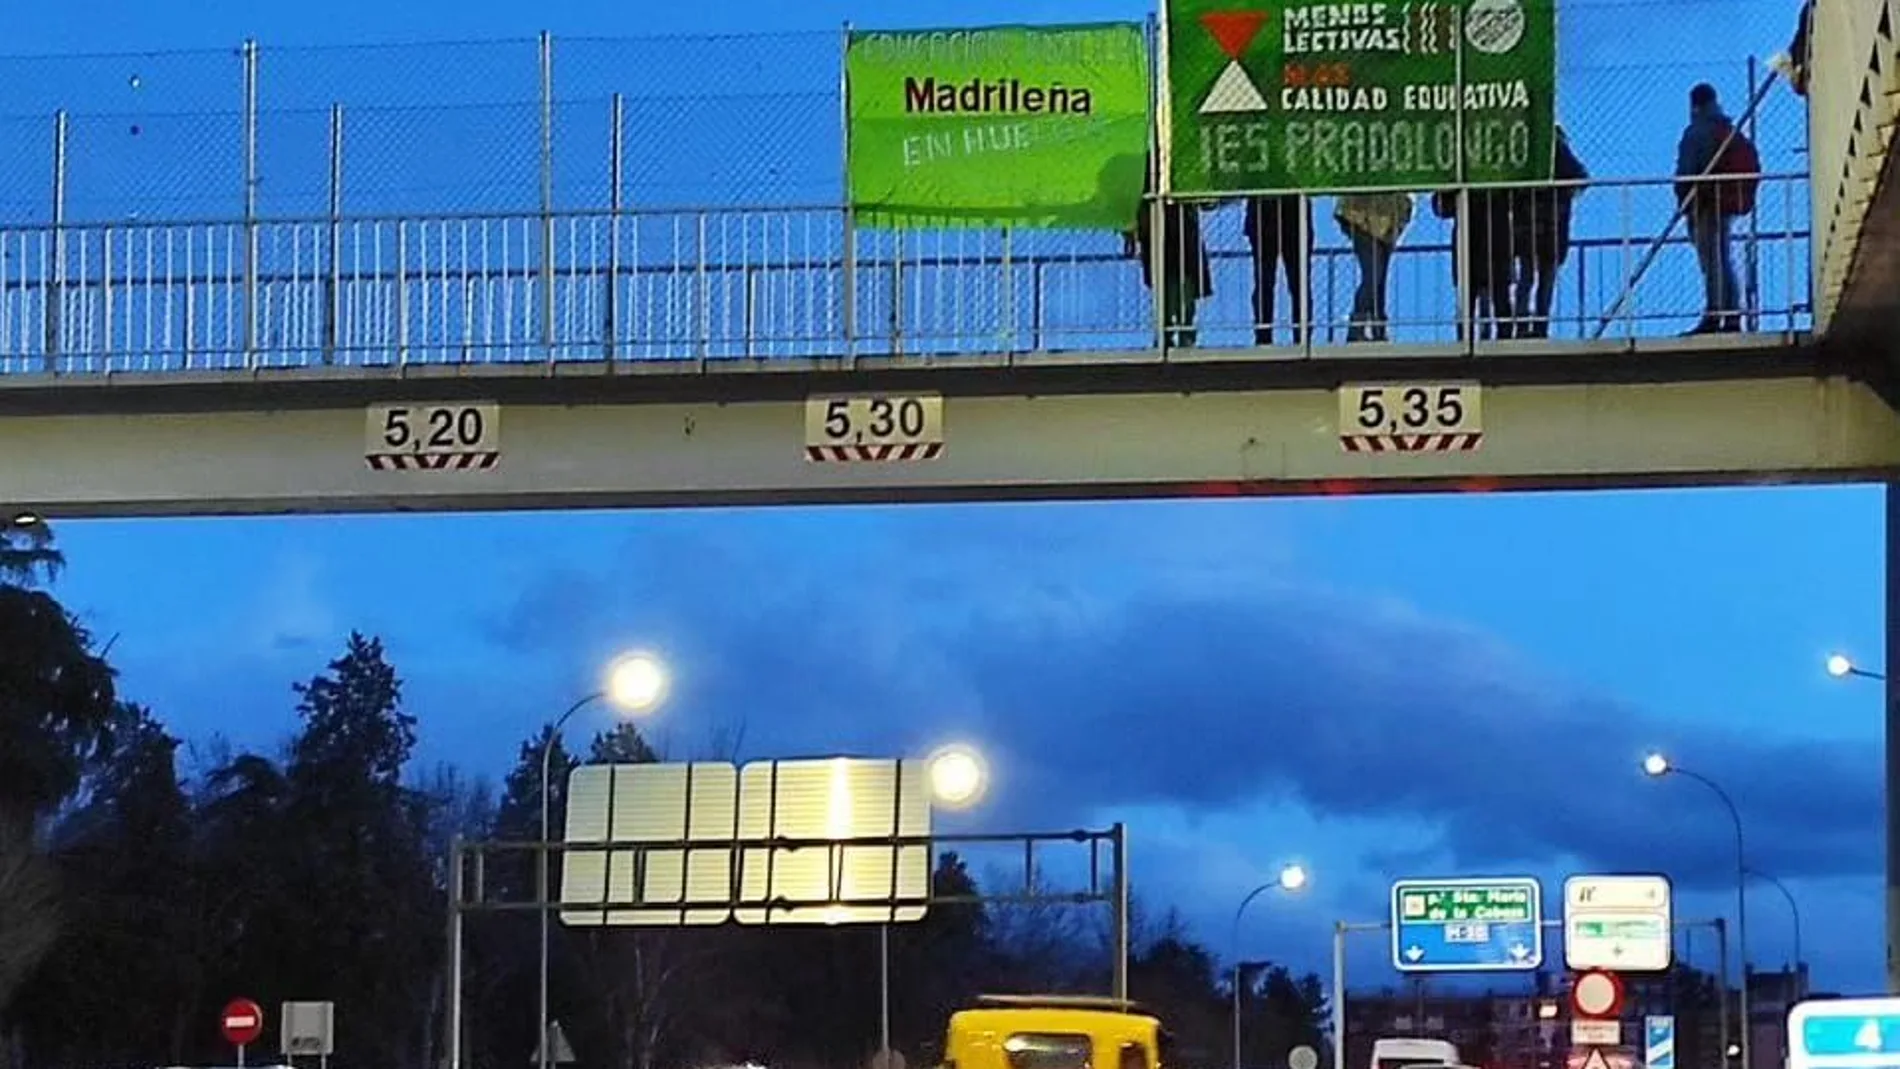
(46, 109), (67, 373)
(538, 31), (557, 362)
(325, 102), (343, 365)
(241, 39), (260, 367)
(839, 22), (857, 364)
(605, 92), (624, 364)
(396, 222), (410, 366)
(1744, 56), (1763, 332)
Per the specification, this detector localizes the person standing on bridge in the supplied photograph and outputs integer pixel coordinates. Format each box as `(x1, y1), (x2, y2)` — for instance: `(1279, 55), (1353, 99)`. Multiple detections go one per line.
(1243, 193), (1313, 347)
(1126, 162), (1211, 348)
(1432, 187), (1515, 341)
(1508, 124), (1589, 339)
(1334, 191), (1414, 343)
(1674, 82), (1748, 334)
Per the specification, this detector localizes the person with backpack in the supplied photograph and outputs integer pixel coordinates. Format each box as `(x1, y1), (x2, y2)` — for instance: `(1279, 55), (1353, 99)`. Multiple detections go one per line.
(1335, 191), (1414, 342)
(1673, 82), (1759, 333)
(1508, 125), (1588, 339)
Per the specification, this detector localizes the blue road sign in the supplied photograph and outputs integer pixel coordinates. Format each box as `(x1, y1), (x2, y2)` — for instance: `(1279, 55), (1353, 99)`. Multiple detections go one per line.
(1791, 998), (1900, 1069)
(1389, 877), (1543, 972)
(1645, 1016), (1676, 1069)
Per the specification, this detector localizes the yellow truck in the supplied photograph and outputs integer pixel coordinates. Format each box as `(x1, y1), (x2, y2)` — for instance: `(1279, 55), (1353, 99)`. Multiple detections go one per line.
(944, 995), (1168, 1069)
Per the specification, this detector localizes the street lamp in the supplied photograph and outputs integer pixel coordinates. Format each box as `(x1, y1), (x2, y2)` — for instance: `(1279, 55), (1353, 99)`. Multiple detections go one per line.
(927, 744), (988, 809)
(1745, 867), (1804, 998)
(1826, 653), (1886, 681)
(1231, 863), (1311, 1069)
(877, 743), (992, 1061)
(537, 651), (670, 1069)
(1643, 753), (1748, 1069)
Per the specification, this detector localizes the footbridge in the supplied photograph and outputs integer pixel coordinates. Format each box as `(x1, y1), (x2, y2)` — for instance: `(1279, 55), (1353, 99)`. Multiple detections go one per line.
(0, 8), (1894, 518)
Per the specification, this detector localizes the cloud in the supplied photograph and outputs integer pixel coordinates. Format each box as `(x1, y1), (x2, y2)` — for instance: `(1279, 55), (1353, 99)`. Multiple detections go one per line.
(474, 503), (1879, 896)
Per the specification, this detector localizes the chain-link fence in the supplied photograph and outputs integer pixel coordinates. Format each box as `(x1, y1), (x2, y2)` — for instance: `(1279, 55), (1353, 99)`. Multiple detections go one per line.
(0, 2), (1817, 370)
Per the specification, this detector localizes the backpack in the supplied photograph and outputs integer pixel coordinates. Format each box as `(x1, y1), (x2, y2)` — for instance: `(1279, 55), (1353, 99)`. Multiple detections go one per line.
(1708, 121), (1761, 216)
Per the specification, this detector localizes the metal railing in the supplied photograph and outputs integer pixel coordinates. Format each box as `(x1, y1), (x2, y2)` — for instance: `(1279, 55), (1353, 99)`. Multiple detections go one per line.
(0, 173), (1810, 376)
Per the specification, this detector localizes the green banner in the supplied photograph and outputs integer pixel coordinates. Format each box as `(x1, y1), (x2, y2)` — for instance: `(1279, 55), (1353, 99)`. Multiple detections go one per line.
(846, 23), (1151, 230)
(1164, 0), (1555, 193)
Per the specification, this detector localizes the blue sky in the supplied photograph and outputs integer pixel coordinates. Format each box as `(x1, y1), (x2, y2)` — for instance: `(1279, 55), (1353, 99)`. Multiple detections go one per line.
(42, 485), (1890, 995)
(1, 0), (1860, 1003)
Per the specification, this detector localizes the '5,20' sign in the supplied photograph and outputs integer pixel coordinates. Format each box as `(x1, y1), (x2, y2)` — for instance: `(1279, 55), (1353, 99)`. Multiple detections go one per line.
(364, 402), (502, 472)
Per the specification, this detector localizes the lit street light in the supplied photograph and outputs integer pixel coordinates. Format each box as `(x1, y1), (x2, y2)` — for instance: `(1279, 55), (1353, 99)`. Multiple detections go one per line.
(537, 651), (670, 1069)
(1231, 863), (1311, 1069)
(878, 743), (993, 1062)
(1823, 652), (1899, 994)
(1643, 753), (1747, 1069)
(1826, 653), (1886, 681)
(927, 744), (988, 809)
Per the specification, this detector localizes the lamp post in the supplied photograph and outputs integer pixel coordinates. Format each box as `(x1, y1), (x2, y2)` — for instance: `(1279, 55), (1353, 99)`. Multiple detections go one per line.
(1744, 867), (1803, 998)
(537, 652), (670, 1069)
(1825, 652), (1898, 994)
(1231, 863), (1310, 1069)
(876, 745), (990, 1063)
(1643, 753), (1749, 1069)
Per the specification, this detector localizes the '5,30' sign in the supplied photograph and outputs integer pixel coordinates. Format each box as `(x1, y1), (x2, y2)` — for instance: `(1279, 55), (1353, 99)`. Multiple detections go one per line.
(805, 393), (943, 447)
(1341, 383), (1482, 436)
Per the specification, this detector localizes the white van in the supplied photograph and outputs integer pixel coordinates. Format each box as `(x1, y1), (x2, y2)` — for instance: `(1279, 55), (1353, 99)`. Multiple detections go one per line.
(1369, 1038), (1461, 1069)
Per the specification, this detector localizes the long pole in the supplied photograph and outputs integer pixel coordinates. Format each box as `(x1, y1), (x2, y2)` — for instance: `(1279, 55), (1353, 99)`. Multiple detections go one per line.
(1112, 823), (1130, 1000)
(1717, 916), (1732, 1069)
(446, 835), (465, 1069)
(1887, 481), (1900, 995)
(1746, 869), (1803, 993)
(1230, 882), (1282, 1069)
(879, 924), (892, 1058)
(1672, 768), (1747, 1069)
(1330, 925), (1347, 1069)
(538, 693), (602, 1069)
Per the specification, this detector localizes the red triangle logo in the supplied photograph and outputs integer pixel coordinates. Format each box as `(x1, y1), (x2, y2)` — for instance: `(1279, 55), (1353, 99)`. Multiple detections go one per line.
(1200, 10), (1269, 60)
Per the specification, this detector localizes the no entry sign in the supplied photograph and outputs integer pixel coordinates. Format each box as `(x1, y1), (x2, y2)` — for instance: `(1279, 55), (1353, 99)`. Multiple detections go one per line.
(222, 998), (265, 1047)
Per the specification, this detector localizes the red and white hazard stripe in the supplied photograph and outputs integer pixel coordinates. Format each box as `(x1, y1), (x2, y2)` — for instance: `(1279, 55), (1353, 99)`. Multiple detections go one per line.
(364, 451), (501, 471)
(1338, 432), (1484, 454)
(805, 442), (945, 463)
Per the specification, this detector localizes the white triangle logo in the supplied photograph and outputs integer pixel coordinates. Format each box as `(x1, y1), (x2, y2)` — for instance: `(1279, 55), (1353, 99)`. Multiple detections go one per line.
(1581, 1051), (1611, 1069)
(1200, 61), (1270, 113)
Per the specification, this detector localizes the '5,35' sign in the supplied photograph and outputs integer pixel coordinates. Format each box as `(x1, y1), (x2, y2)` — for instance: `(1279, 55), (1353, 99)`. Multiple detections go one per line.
(1338, 381), (1484, 442)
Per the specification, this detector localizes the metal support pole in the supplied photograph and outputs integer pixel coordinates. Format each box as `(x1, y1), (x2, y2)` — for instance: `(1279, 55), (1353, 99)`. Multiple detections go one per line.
(1744, 57), (1762, 332)
(46, 110), (67, 371)
(538, 31), (556, 359)
(879, 924), (892, 1058)
(1112, 822), (1130, 1000)
(324, 103), (343, 365)
(839, 22), (857, 362)
(1330, 924), (1347, 1069)
(1737, 854), (1751, 1069)
(241, 39), (259, 365)
(1888, 481), (1900, 996)
(446, 835), (465, 1069)
(605, 93), (624, 363)
(1717, 916), (1733, 1069)
(1232, 964), (1244, 1069)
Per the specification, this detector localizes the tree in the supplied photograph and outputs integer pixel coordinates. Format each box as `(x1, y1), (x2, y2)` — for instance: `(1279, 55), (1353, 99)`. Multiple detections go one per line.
(0, 584), (117, 821)
(277, 634), (438, 1069)
(0, 542), (115, 1052)
(19, 705), (195, 1065)
(0, 517), (60, 587)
